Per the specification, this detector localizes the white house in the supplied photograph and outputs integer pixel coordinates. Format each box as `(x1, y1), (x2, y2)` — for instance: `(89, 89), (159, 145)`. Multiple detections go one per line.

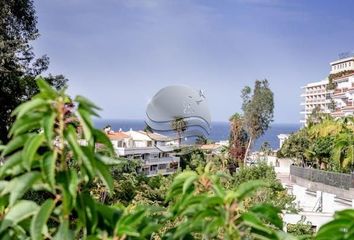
(107, 129), (180, 177)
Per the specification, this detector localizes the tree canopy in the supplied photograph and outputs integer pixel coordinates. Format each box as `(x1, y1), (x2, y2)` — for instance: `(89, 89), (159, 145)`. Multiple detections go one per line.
(241, 80), (274, 161)
(0, 0), (67, 144)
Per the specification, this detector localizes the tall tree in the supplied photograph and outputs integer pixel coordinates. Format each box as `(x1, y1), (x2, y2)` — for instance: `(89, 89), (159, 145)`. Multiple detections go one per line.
(228, 113), (249, 168)
(241, 80), (274, 163)
(0, 0), (67, 143)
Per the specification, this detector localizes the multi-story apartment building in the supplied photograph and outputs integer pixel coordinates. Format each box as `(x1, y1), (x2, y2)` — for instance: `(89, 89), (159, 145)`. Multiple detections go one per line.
(300, 79), (332, 125)
(329, 55), (354, 118)
(107, 128), (180, 177)
(300, 53), (354, 125)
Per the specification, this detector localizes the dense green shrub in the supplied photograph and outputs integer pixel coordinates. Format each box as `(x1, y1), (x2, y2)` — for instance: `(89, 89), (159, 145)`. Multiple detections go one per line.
(233, 162), (296, 212)
(1, 78), (353, 239)
(0, 79), (289, 239)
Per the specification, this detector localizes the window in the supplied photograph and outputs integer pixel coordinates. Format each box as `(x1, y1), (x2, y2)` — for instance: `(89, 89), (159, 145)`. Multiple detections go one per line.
(158, 164), (167, 170)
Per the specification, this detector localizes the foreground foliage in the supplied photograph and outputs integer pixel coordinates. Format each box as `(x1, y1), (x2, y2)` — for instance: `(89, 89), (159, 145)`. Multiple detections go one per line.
(0, 79), (286, 239)
(0, 78), (353, 239)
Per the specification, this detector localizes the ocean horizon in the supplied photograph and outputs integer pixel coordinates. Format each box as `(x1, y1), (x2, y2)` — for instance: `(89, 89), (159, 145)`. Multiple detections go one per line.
(94, 119), (300, 151)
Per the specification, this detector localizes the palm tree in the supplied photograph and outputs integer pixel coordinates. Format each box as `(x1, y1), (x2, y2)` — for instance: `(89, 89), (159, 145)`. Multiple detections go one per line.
(308, 118), (343, 140)
(332, 131), (354, 171)
(171, 117), (187, 147)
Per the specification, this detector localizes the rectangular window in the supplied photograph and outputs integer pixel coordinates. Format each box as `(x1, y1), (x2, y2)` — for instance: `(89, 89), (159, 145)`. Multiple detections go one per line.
(158, 164), (167, 170)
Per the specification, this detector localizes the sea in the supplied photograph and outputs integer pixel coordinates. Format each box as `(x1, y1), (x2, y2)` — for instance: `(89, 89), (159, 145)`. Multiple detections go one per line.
(94, 119), (300, 151)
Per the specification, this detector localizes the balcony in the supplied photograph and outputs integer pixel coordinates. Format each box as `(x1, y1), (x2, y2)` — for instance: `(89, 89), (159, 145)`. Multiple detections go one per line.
(304, 99), (329, 104)
(143, 156), (180, 165)
(333, 88), (350, 99)
(303, 89), (327, 96)
(145, 167), (178, 177)
(116, 146), (161, 156)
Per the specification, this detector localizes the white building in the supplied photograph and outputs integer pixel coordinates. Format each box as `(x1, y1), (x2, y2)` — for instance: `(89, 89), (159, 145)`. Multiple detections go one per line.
(329, 55), (354, 118)
(300, 79), (332, 125)
(277, 134), (290, 149)
(330, 55), (354, 74)
(300, 53), (354, 125)
(107, 129), (180, 177)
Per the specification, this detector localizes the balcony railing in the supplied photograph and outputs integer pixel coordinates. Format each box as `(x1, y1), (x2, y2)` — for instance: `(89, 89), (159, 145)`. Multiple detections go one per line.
(333, 88), (349, 95)
(146, 168), (178, 176)
(116, 146), (161, 155)
(144, 156), (179, 165)
(290, 165), (354, 190)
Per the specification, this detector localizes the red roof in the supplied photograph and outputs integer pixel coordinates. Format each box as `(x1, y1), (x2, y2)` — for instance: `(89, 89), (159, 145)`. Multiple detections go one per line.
(107, 131), (130, 140)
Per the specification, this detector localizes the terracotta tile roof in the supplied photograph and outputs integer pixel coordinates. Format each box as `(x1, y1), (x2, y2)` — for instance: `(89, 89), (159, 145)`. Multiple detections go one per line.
(200, 144), (221, 151)
(107, 131), (130, 140)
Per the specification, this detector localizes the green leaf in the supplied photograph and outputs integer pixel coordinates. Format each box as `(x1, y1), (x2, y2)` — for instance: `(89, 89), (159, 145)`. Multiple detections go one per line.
(182, 175), (197, 194)
(53, 220), (74, 240)
(77, 108), (93, 141)
(36, 78), (58, 99)
(250, 204), (282, 229)
(22, 133), (45, 170)
(1, 135), (28, 157)
(57, 171), (76, 215)
(316, 219), (352, 240)
(9, 119), (40, 137)
(42, 112), (56, 146)
(41, 152), (56, 190)
(12, 98), (47, 118)
(75, 95), (101, 110)
(95, 154), (126, 165)
(167, 171), (197, 200)
(65, 126), (94, 177)
(2, 171), (41, 206)
(0, 200), (38, 233)
(234, 180), (268, 201)
(68, 170), (78, 201)
(92, 129), (114, 155)
(241, 212), (273, 235)
(80, 192), (98, 234)
(0, 181), (9, 192)
(0, 151), (23, 178)
(30, 199), (55, 240)
(95, 156), (114, 195)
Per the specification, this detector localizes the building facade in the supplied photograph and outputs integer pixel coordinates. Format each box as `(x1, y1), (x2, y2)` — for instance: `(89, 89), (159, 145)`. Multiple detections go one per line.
(107, 129), (180, 177)
(300, 54), (354, 125)
(300, 80), (332, 125)
(329, 56), (354, 118)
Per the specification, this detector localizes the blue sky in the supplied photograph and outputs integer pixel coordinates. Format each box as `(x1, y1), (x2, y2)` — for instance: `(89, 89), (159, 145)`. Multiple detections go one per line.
(33, 0), (354, 123)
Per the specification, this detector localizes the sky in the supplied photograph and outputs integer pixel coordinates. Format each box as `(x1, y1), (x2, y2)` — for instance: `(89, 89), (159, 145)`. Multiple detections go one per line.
(33, 0), (354, 123)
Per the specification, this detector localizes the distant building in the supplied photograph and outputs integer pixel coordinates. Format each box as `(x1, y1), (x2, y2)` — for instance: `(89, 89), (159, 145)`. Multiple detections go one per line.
(277, 134), (290, 149)
(107, 129), (180, 177)
(300, 79), (332, 125)
(300, 53), (354, 125)
(329, 55), (354, 118)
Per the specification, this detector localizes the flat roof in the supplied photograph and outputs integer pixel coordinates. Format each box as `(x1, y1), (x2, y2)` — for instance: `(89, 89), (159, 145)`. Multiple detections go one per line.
(330, 56), (354, 65)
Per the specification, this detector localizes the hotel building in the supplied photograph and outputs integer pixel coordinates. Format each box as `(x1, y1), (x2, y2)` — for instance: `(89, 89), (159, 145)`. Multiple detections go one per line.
(300, 53), (354, 125)
(106, 128), (180, 177)
(329, 55), (354, 118)
(300, 80), (332, 125)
